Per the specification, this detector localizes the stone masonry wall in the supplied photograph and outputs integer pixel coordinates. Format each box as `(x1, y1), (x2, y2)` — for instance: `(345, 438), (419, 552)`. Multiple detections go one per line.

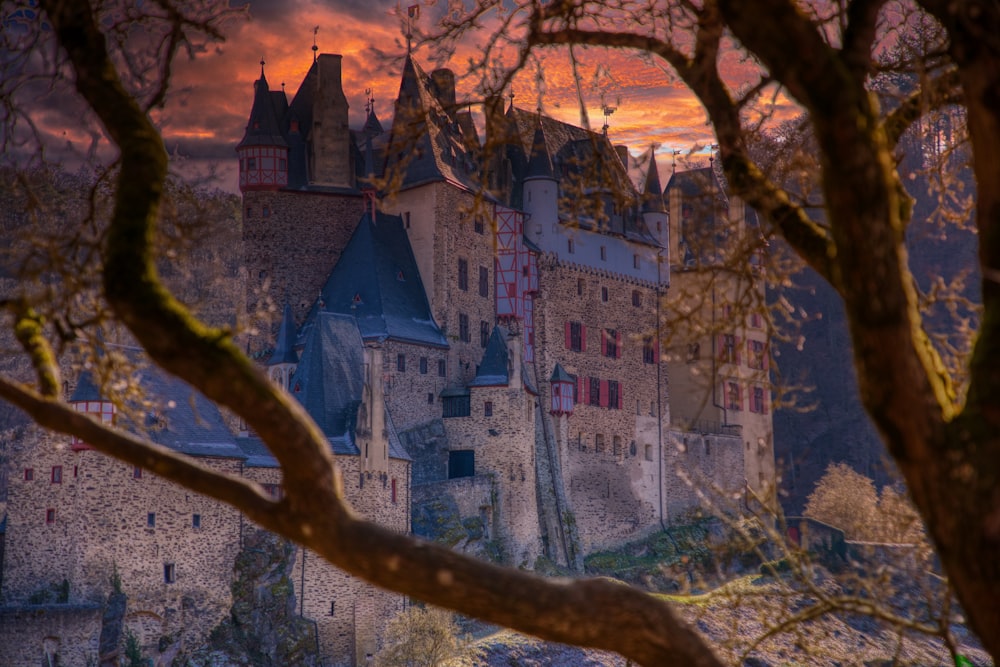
(664, 429), (745, 522)
(533, 257), (669, 552)
(382, 340), (449, 432)
(243, 189), (362, 352)
(0, 605), (102, 667)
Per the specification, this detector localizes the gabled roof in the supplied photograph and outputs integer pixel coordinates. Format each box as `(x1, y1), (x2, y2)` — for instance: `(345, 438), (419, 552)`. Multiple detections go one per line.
(384, 55), (481, 191)
(287, 312), (409, 460)
(469, 326), (509, 387)
(268, 302), (299, 366)
(237, 69), (288, 150)
(665, 166), (725, 199)
(314, 210), (448, 348)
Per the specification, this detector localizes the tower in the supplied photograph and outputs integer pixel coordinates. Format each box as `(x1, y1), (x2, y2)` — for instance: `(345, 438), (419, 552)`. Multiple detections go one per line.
(522, 123), (558, 241)
(237, 60), (289, 192)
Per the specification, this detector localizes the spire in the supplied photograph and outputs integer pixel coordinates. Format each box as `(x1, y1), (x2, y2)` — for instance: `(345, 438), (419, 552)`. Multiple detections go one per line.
(642, 148), (666, 213)
(237, 58), (287, 150)
(268, 303), (299, 366)
(525, 123), (554, 180)
(362, 90), (383, 220)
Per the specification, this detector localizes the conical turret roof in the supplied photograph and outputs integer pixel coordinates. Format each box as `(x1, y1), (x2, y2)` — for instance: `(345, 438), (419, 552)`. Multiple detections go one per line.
(642, 149), (666, 213)
(267, 302), (299, 365)
(237, 63), (288, 150)
(525, 125), (554, 180)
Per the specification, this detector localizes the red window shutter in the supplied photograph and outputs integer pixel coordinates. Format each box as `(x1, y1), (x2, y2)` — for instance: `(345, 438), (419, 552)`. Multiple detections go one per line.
(615, 331), (622, 358)
(581, 376), (589, 405)
(600, 380), (609, 408)
(735, 337), (742, 365)
(601, 330), (607, 356)
(581, 325), (587, 352)
(617, 381), (623, 409)
(738, 383), (744, 408)
(565, 322), (571, 349)
(764, 344), (770, 371)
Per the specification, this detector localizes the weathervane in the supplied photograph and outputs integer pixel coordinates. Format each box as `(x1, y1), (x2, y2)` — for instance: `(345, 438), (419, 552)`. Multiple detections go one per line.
(672, 149), (682, 173)
(406, 4), (420, 54)
(600, 94), (621, 136)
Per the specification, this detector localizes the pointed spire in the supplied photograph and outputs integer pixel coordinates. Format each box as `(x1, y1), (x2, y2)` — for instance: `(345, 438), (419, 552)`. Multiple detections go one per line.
(237, 57), (287, 150)
(642, 148), (666, 213)
(525, 123), (554, 180)
(268, 303), (299, 365)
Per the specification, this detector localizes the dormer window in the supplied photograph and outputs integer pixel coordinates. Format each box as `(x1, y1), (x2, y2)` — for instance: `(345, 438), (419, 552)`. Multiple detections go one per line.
(290, 120), (300, 133)
(253, 119), (260, 129)
(396, 269), (405, 282)
(353, 293), (363, 305)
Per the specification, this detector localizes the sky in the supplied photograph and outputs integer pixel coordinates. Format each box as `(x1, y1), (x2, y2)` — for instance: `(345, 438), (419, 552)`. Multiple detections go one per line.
(22, 0), (799, 191)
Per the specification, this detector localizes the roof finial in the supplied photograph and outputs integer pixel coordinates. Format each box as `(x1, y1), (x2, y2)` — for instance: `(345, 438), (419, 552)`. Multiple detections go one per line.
(313, 26), (319, 62)
(406, 4), (419, 54)
(672, 149), (682, 173)
(260, 57), (266, 78)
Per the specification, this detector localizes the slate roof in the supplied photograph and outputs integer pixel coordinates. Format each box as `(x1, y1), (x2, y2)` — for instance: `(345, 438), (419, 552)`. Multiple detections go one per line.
(69, 371), (103, 402)
(550, 362), (574, 383)
(287, 312), (410, 461)
(312, 210), (447, 348)
(506, 107), (659, 247)
(665, 166), (725, 199)
(383, 56), (482, 191)
(469, 326), (510, 387)
(267, 302), (299, 366)
(124, 366), (246, 460)
(525, 125), (554, 180)
(236, 69), (288, 150)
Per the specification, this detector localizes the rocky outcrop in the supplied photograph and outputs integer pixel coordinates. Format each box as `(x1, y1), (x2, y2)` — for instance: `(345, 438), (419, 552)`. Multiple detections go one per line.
(178, 529), (318, 667)
(99, 586), (127, 667)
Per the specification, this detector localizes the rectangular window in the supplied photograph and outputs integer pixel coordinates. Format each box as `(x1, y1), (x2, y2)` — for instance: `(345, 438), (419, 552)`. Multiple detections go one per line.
(438, 359), (447, 377)
(480, 320), (490, 348)
(427, 392), (434, 404)
(568, 239), (575, 254)
(589, 377), (601, 407)
(24, 468), (33, 481)
(750, 386), (769, 414)
(458, 258), (469, 291)
(474, 216), (485, 234)
(643, 337), (658, 364)
(601, 286), (608, 302)
(73, 465), (78, 478)
(633, 254), (640, 269)
(727, 381), (742, 411)
(51, 466), (62, 484)
(721, 334), (738, 364)
(602, 329), (619, 359)
(600, 246), (607, 261)
(632, 290), (642, 307)
(442, 395), (471, 418)
(566, 321), (584, 352)
(247, 157), (256, 170)
(46, 508), (55, 524)
(262, 205), (271, 218)
(613, 436), (622, 456)
(459, 313), (470, 343)
(192, 514), (201, 528)
(329, 601), (336, 616)
(397, 354), (406, 372)
(577, 278), (584, 296)
(750, 311), (764, 329)
(246, 206), (253, 218)
(484, 401), (493, 417)
(419, 357), (428, 374)
(608, 380), (620, 410)
(133, 466), (142, 480)
(147, 513), (156, 528)
(278, 158), (287, 170)
(164, 563), (176, 584)
(404, 211), (411, 229)
(748, 340), (767, 370)
(479, 266), (489, 297)
(595, 433), (605, 453)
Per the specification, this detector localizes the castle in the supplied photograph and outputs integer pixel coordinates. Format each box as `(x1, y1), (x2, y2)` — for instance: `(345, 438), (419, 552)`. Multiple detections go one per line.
(0, 48), (774, 666)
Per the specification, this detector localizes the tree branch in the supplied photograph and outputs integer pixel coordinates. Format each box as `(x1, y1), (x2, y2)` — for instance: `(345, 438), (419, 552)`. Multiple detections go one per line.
(882, 67), (962, 148)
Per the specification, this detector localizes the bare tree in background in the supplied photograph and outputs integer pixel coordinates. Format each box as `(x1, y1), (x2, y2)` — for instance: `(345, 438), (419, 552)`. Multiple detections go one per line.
(1, 1), (1000, 666)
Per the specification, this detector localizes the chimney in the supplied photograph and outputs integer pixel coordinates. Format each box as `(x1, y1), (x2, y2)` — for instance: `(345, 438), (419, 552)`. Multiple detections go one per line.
(431, 68), (457, 118)
(310, 54), (351, 187)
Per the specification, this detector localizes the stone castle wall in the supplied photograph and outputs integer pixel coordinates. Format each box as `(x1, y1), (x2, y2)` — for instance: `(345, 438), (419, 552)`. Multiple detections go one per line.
(0, 605), (102, 667)
(243, 189), (363, 351)
(664, 429), (746, 521)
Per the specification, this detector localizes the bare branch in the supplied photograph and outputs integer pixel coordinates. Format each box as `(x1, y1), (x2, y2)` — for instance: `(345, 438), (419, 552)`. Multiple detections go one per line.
(882, 68), (962, 147)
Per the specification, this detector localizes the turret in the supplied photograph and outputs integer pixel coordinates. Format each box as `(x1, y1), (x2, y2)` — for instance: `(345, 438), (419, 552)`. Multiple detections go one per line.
(237, 60), (289, 192)
(642, 149), (668, 250)
(267, 303), (299, 390)
(69, 371), (116, 451)
(358, 345), (389, 475)
(549, 363), (574, 416)
(523, 123), (558, 242)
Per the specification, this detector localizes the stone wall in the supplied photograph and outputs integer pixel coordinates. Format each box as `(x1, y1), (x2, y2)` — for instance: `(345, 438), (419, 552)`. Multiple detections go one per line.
(243, 189), (362, 352)
(382, 341), (449, 432)
(533, 257), (669, 552)
(664, 429), (745, 522)
(398, 420), (449, 486)
(0, 604), (102, 667)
